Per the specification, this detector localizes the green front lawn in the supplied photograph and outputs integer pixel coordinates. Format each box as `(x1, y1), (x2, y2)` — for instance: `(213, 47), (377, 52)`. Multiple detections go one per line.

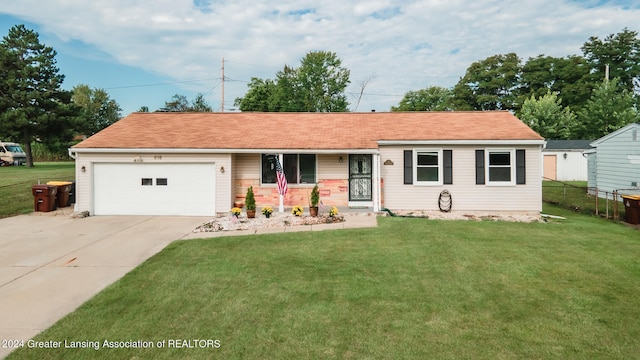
(9, 205), (640, 359)
(0, 162), (75, 217)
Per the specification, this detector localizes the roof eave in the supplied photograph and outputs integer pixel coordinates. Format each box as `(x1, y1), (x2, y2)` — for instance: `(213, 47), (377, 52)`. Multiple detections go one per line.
(69, 147), (379, 154)
(377, 139), (546, 146)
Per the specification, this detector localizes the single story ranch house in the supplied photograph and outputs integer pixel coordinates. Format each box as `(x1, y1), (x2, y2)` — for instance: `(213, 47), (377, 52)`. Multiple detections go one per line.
(69, 111), (545, 216)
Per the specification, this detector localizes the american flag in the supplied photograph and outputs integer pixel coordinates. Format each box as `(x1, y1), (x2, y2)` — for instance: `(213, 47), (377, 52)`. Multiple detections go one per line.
(274, 155), (288, 196)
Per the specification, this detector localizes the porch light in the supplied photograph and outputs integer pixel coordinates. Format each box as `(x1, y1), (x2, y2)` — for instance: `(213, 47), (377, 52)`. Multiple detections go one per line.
(339, 156), (343, 163)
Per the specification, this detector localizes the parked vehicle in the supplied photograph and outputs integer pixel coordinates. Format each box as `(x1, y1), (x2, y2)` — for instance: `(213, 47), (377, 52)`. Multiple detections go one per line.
(0, 142), (27, 166)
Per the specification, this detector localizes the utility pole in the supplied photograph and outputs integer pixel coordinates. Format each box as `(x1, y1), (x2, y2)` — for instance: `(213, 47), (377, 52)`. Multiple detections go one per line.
(221, 57), (225, 112)
(605, 63), (609, 82)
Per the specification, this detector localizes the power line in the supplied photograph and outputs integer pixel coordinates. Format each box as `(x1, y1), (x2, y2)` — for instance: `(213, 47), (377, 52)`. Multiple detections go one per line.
(105, 78), (219, 90)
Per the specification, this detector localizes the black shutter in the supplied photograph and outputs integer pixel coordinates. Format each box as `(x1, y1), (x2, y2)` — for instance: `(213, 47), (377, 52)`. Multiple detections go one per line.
(516, 149), (526, 184)
(443, 150), (453, 185)
(475, 150), (485, 185)
(404, 150), (412, 184)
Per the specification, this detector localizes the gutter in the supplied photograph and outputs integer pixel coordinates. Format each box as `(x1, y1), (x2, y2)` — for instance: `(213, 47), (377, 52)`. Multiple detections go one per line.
(69, 148), (380, 155)
(377, 139), (546, 146)
(68, 148), (77, 160)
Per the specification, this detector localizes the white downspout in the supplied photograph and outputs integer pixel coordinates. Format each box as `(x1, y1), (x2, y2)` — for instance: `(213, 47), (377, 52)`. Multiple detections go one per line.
(373, 153), (380, 212)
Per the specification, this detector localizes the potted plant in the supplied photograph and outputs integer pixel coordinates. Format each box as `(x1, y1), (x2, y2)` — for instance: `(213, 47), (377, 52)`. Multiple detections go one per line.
(261, 206), (273, 218)
(245, 186), (256, 218)
(309, 184), (320, 217)
(230, 207), (241, 218)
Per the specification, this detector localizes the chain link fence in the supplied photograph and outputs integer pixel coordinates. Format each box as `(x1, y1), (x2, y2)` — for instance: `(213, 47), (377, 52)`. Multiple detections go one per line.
(542, 179), (640, 221)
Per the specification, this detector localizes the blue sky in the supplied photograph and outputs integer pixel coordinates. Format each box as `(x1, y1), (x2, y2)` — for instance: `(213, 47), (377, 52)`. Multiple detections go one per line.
(1, 1), (639, 116)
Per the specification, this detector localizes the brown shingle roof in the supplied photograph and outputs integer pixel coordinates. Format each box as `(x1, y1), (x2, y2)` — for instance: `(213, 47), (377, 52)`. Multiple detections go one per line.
(73, 111), (543, 150)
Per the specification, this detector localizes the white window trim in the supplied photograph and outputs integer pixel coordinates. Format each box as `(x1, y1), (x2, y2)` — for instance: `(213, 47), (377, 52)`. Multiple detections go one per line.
(413, 148), (443, 186)
(485, 149), (516, 186)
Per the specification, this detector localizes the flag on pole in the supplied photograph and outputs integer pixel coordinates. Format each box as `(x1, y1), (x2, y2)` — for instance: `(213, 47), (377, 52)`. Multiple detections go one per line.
(274, 154), (288, 196)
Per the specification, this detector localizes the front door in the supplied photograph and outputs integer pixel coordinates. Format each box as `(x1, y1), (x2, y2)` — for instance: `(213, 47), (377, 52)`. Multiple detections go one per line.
(349, 154), (372, 201)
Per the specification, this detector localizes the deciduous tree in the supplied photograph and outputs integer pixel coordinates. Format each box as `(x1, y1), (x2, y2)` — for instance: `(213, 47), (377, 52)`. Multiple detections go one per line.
(581, 28), (640, 94)
(518, 91), (576, 139)
(576, 78), (639, 139)
(391, 86), (453, 111)
(297, 50), (350, 112)
(72, 84), (122, 135)
(235, 51), (350, 112)
(519, 55), (592, 111)
(160, 93), (212, 112)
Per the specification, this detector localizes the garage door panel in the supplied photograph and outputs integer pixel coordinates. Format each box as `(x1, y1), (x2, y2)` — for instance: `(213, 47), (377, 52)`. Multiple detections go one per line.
(94, 163), (216, 216)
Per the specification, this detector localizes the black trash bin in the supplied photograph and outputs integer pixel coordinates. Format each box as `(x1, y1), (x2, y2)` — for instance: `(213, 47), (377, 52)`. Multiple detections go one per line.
(622, 195), (640, 225)
(32, 185), (57, 212)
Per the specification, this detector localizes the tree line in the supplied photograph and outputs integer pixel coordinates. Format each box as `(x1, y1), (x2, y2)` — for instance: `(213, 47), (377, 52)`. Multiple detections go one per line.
(1, 24), (639, 166)
(393, 28), (640, 140)
(235, 29), (640, 140)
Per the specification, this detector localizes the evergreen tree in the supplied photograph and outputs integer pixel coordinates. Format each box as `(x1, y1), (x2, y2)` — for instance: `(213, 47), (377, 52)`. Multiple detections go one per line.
(0, 24), (77, 167)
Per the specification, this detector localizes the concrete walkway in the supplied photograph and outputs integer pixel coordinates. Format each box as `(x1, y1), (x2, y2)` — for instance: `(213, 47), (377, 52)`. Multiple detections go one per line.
(0, 212), (378, 359)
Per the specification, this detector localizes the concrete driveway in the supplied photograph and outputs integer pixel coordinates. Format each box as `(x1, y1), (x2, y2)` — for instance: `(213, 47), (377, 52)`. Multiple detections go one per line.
(0, 214), (209, 359)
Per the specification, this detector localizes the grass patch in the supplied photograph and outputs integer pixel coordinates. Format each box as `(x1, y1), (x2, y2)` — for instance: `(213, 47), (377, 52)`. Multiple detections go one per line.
(9, 208), (640, 359)
(0, 162), (75, 217)
(542, 180), (625, 219)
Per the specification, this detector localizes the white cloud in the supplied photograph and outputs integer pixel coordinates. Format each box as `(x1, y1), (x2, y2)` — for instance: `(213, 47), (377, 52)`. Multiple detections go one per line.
(1, 0), (639, 112)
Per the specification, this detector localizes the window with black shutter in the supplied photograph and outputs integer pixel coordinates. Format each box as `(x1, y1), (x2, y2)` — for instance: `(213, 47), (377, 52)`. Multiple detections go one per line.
(443, 150), (453, 185)
(475, 150), (485, 185)
(404, 150), (412, 184)
(516, 149), (526, 184)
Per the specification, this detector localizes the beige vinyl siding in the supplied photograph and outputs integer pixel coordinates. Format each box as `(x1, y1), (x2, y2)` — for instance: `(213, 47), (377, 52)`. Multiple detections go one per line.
(380, 145), (542, 212)
(235, 153), (260, 179)
(318, 154), (349, 179)
(74, 152), (232, 215)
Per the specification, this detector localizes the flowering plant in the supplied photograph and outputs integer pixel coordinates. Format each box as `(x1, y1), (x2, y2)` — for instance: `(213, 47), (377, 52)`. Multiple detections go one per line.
(261, 206), (273, 216)
(292, 205), (304, 216)
(231, 207), (242, 216)
(329, 206), (339, 217)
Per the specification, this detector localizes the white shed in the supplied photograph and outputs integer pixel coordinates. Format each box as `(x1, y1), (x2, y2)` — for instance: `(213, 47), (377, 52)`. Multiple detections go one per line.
(542, 140), (592, 181)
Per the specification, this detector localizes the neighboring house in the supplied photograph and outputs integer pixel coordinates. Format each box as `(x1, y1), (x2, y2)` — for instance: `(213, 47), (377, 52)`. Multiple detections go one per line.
(69, 111), (545, 216)
(542, 140), (592, 181)
(586, 122), (640, 196)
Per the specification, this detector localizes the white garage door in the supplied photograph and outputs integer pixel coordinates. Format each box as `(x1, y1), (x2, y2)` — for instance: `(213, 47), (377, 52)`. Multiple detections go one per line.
(93, 163), (216, 216)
